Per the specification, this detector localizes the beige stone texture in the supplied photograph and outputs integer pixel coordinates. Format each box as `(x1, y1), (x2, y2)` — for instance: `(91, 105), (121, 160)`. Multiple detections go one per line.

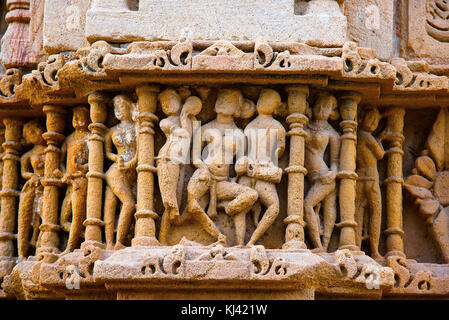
(2, 1), (449, 300)
(43, 0), (91, 54)
(85, 0), (347, 46)
(408, 0), (449, 59)
(344, 0), (394, 61)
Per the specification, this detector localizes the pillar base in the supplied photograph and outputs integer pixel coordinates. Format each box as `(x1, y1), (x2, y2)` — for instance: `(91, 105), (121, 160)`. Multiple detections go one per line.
(131, 236), (160, 247)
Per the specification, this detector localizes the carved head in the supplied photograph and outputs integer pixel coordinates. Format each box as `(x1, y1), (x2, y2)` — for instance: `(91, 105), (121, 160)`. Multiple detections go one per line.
(360, 107), (381, 132)
(113, 94), (134, 121)
(214, 88), (243, 118)
(256, 89), (281, 116)
(72, 106), (90, 130)
(312, 92), (338, 121)
(182, 96), (202, 116)
(23, 120), (45, 146)
(159, 88), (182, 116)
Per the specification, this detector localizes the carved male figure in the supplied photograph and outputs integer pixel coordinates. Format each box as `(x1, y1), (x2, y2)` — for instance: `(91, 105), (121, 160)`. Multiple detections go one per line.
(104, 94), (138, 250)
(186, 88), (258, 246)
(59, 106), (90, 253)
(238, 88), (286, 246)
(304, 92), (341, 252)
(17, 120), (46, 260)
(157, 88), (202, 244)
(355, 107), (384, 260)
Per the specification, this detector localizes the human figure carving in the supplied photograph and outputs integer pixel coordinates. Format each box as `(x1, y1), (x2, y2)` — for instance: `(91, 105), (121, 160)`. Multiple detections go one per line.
(185, 88), (258, 246)
(238, 89), (286, 246)
(304, 92), (340, 252)
(103, 94), (138, 250)
(59, 107), (90, 254)
(17, 120), (46, 261)
(156, 88), (202, 244)
(355, 107), (384, 261)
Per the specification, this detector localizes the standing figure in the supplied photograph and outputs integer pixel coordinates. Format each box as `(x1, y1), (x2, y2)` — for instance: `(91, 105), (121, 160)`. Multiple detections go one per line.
(238, 89), (286, 246)
(186, 88), (258, 246)
(157, 88), (202, 244)
(103, 94), (138, 250)
(304, 92), (341, 252)
(17, 120), (46, 261)
(60, 106), (90, 253)
(355, 107), (384, 260)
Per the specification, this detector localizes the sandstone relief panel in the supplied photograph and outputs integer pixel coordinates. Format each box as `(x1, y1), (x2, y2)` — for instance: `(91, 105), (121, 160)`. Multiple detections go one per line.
(0, 0), (449, 301)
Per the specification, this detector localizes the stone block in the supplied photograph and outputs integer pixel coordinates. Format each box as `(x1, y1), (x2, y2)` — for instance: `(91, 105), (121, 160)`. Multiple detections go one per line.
(43, 0), (91, 54)
(344, 0), (394, 61)
(85, 0), (347, 46)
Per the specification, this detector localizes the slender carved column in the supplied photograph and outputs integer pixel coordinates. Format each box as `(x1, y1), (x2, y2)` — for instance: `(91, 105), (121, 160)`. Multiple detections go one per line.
(132, 84), (160, 247)
(1, 0), (34, 69)
(36, 105), (66, 262)
(336, 92), (361, 251)
(283, 86), (309, 249)
(82, 93), (108, 249)
(0, 118), (22, 276)
(384, 107), (406, 258)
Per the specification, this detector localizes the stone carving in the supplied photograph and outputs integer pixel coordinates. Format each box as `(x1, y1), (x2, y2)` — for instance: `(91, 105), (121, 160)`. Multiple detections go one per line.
(157, 89), (202, 244)
(404, 108), (449, 263)
(304, 92), (340, 252)
(342, 42), (395, 80)
(355, 107), (384, 261)
(391, 58), (449, 92)
(0, 69), (22, 99)
(184, 88), (258, 246)
(238, 89), (286, 246)
(17, 120), (46, 261)
(104, 94), (138, 250)
(104, 40), (193, 72)
(426, 0), (449, 42)
(59, 106), (90, 253)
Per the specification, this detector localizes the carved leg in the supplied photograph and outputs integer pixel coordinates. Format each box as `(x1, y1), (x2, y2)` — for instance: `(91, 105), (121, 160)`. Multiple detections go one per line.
(304, 181), (333, 251)
(367, 180), (382, 260)
(217, 180), (258, 246)
(60, 185), (73, 233)
(104, 186), (118, 251)
(17, 183), (35, 260)
(65, 178), (87, 253)
(247, 180), (279, 246)
(187, 169), (224, 242)
(354, 181), (366, 249)
(322, 184), (337, 252)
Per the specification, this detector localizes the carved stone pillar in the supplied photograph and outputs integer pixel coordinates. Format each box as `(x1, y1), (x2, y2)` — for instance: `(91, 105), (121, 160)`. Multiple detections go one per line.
(82, 92), (108, 249)
(36, 105), (66, 263)
(336, 92), (361, 251)
(283, 85), (309, 250)
(0, 117), (22, 279)
(132, 84), (160, 247)
(1, 0), (34, 69)
(384, 107), (406, 258)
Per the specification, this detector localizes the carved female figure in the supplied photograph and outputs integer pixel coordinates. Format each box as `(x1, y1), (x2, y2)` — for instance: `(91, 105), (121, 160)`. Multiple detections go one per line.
(60, 106), (90, 253)
(17, 120), (46, 260)
(238, 89), (286, 246)
(355, 107), (384, 260)
(185, 88), (258, 246)
(156, 88), (202, 244)
(104, 94), (138, 250)
(304, 92), (340, 252)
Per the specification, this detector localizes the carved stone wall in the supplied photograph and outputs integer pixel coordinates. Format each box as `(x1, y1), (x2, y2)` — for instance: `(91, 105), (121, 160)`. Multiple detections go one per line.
(0, 1), (448, 300)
